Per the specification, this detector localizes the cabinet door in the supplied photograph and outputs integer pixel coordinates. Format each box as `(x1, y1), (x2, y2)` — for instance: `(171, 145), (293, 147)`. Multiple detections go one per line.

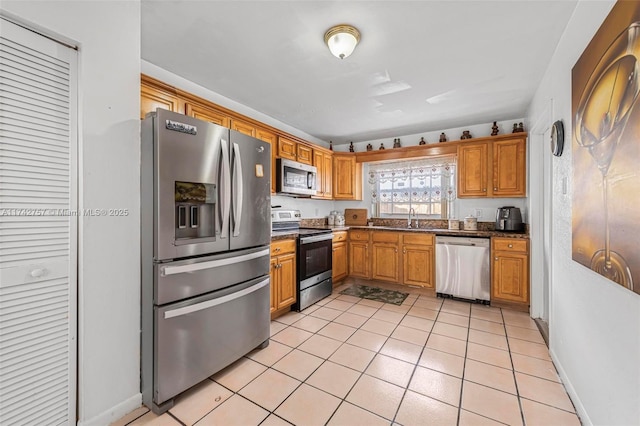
(492, 252), (529, 303)
(332, 242), (348, 282)
(493, 138), (526, 197)
(402, 244), (434, 288)
(140, 84), (181, 119)
(349, 242), (369, 278)
(231, 118), (256, 137)
(333, 154), (361, 200)
(372, 243), (399, 283)
(277, 253), (297, 309)
(458, 142), (489, 197)
(323, 153), (333, 199)
(313, 151), (326, 197)
(256, 128), (277, 194)
(185, 103), (230, 128)
(278, 137), (297, 161)
(270, 258), (278, 313)
(296, 144), (313, 165)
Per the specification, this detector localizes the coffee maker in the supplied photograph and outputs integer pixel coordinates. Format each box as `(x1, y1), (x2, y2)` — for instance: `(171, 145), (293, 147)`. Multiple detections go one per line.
(496, 207), (524, 232)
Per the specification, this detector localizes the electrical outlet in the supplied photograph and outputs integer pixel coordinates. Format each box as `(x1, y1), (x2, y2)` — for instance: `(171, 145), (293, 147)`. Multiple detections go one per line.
(474, 208), (483, 218)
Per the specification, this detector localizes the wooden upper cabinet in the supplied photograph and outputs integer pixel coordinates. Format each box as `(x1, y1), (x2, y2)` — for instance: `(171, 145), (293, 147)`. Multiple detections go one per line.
(231, 118), (256, 137)
(313, 150), (333, 199)
(140, 83), (182, 119)
(185, 102), (230, 128)
(296, 144), (313, 165)
(256, 128), (277, 194)
(323, 151), (333, 199)
(333, 153), (362, 200)
(492, 138), (526, 197)
(457, 142), (489, 197)
(457, 135), (527, 198)
(278, 137), (297, 161)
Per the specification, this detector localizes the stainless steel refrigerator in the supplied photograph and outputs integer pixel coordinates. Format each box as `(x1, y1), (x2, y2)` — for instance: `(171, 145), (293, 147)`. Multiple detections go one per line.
(141, 109), (271, 414)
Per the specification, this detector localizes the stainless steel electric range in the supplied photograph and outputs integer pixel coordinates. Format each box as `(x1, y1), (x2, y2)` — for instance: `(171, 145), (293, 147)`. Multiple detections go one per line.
(272, 209), (333, 310)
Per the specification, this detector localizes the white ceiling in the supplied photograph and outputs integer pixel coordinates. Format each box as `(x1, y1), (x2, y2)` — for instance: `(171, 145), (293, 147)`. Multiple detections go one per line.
(141, 1), (577, 144)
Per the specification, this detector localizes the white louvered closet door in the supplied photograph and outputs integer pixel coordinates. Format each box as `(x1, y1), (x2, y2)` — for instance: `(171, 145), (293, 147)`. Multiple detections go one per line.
(0, 18), (78, 425)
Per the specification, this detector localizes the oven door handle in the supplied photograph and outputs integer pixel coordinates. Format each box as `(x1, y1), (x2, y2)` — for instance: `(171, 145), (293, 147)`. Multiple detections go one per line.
(231, 142), (243, 237)
(219, 138), (231, 239)
(163, 277), (269, 319)
(300, 234), (333, 244)
(160, 248), (269, 276)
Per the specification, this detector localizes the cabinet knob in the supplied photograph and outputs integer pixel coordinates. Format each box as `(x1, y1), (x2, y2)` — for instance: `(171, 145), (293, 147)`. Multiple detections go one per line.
(395, 249), (398, 253)
(494, 187), (498, 191)
(275, 247), (281, 252)
(483, 188), (487, 192)
(508, 244), (513, 248)
(403, 249), (406, 254)
(495, 257), (499, 261)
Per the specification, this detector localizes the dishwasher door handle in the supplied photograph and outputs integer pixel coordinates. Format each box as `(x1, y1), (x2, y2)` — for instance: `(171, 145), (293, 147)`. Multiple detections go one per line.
(438, 241), (477, 247)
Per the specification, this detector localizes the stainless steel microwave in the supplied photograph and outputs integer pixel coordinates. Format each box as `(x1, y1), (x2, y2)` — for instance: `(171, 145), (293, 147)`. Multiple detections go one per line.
(276, 158), (317, 197)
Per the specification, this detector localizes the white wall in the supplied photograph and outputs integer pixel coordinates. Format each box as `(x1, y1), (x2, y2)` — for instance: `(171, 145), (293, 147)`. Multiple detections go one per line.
(526, 1), (640, 425)
(336, 119), (529, 222)
(1, 2), (142, 425)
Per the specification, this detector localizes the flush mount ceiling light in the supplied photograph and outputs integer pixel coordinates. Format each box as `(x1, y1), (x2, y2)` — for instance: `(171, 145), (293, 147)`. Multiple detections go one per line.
(324, 24), (361, 59)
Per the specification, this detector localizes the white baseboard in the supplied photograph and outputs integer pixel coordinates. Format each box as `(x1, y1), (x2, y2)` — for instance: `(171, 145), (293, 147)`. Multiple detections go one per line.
(549, 348), (592, 426)
(77, 393), (142, 426)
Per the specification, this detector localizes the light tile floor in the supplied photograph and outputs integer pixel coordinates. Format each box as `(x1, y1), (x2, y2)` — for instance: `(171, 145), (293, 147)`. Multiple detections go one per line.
(113, 280), (581, 426)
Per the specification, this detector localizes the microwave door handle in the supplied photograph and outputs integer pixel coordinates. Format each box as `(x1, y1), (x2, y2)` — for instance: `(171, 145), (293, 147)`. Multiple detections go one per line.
(231, 142), (243, 237)
(219, 138), (231, 239)
(307, 171), (313, 190)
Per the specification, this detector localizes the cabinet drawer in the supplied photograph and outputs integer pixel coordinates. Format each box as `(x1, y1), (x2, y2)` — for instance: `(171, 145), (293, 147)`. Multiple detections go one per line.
(349, 230), (370, 241)
(271, 239), (296, 256)
(372, 231), (399, 243)
(492, 238), (528, 253)
(402, 233), (434, 246)
(333, 231), (347, 242)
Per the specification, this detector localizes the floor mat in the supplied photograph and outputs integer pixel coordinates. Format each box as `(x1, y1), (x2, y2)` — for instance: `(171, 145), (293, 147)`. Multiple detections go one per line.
(339, 284), (409, 306)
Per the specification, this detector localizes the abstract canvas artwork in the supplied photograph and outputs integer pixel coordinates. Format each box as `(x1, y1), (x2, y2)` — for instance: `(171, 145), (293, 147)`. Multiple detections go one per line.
(572, 1), (640, 294)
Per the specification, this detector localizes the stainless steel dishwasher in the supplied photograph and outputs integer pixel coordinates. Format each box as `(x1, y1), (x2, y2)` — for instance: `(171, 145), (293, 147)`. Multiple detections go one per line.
(435, 236), (491, 303)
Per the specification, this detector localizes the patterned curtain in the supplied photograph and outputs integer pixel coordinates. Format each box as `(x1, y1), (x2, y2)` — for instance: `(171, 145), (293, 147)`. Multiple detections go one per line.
(368, 156), (457, 216)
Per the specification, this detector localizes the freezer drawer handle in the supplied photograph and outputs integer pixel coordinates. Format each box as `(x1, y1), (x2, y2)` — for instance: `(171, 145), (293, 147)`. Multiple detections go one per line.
(163, 277), (269, 319)
(160, 248), (269, 276)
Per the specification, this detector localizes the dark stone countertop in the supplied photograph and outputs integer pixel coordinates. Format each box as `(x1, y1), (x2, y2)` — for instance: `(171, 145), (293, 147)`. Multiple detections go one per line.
(271, 225), (527, 241)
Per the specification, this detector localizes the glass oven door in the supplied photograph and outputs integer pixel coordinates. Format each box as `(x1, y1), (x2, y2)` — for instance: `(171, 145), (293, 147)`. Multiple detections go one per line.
(298, 235), (333, 282)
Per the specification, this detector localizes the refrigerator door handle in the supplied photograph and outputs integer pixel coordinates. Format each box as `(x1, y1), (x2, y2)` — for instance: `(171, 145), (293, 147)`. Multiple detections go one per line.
(219, 138), (231, 239)
(160, 248), (270, 276)
(163, 277), (269, 319)
(231, 142), (243, 237)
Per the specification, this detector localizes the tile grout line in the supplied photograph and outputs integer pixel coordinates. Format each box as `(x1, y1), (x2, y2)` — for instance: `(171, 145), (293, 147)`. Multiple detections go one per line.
(389, 294), (446, 425)
(454, 302), (472, 426)
(502, 308), (527, 426)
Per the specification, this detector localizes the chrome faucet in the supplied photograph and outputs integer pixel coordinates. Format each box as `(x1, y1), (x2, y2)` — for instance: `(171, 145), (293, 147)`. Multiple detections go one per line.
(407, 208), (416, 228)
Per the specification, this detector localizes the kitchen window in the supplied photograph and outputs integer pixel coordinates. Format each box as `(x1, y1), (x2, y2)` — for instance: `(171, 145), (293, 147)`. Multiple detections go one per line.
(368, 156), (456, 218)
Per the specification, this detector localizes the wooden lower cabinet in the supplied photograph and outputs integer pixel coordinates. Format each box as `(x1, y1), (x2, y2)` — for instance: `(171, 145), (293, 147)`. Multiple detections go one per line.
(332, 241), (348, 283)
(347, 230), (434, 288)
(348, 230), (370, 278)
(270, 240), (296, 315)
(371, 232), (400, 283)
(491, 238), (529, 311)
(332, 231), (348, 283)
(401, 233), (435, 288)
